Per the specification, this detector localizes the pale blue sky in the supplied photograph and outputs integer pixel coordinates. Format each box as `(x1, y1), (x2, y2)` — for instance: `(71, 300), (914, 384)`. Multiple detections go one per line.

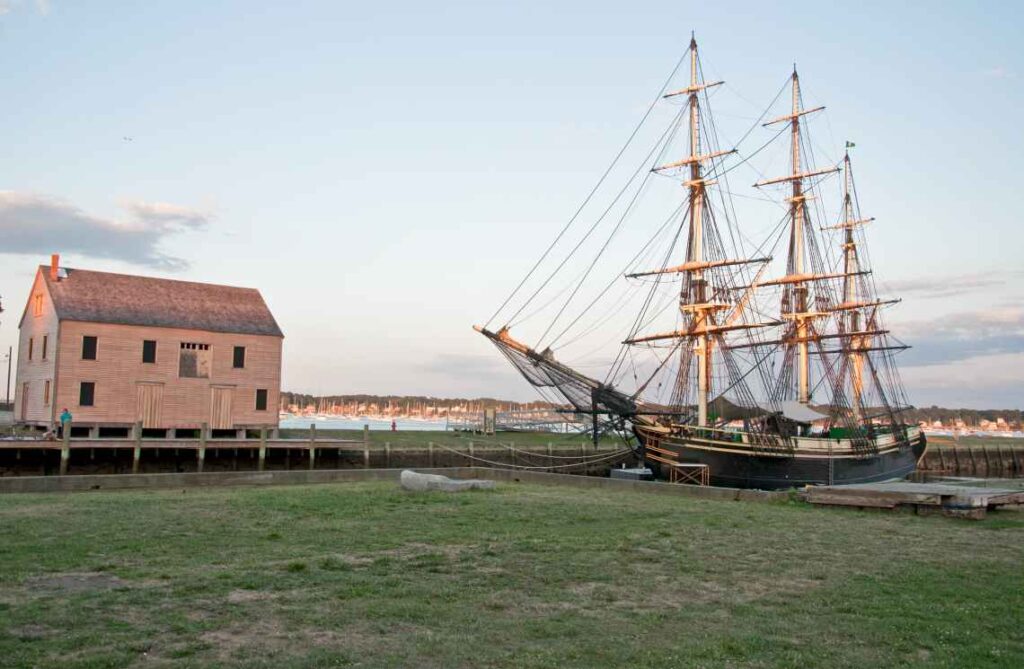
(0, 1), (1021, 408)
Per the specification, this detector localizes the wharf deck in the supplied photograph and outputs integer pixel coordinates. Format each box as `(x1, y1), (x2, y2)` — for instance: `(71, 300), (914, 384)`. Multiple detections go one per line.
(805, 481), (1024, 519)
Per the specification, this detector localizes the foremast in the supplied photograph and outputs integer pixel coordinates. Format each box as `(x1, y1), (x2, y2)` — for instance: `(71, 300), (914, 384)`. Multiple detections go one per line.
(623, 35), (773, 427)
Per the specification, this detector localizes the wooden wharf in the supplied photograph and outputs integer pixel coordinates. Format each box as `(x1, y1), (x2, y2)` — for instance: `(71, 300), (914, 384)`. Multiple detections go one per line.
(917, 443), (1022, 477)
(0, 423), (632, 477)
(805, 481), (1024, 519)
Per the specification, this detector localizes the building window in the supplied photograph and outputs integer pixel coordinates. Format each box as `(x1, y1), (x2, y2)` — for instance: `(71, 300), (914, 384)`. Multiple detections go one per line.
(233, 346), (246, 369)
(42, 335), (48, 360)
(33, 294), (43, 316)
(255, 388), (268, 411)
(43, 380), (51, 406)
(142, 340), (157, 364)
(179, 342), (211, 378)
(79, 382), (95, 407)
(28, 337), (33, 361)
(82, 336), (98, 360)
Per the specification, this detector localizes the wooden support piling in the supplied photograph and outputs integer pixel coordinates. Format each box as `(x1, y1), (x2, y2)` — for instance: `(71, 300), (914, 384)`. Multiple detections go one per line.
(198, 422), (207, 473)
(132, 421), (142, 474)
(428, 441), (434, 467)
(384, 442), (391, 468)
(258, 428), (267, 471)
(59, 420), (71, 476)
(309, 423), (317, 470)
(363, 425), (370, 469)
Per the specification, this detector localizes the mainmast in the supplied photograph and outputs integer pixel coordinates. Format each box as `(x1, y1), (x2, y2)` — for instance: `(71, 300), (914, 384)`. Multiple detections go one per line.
(623, 35), (773, 426)
(754, 68), (838, 404)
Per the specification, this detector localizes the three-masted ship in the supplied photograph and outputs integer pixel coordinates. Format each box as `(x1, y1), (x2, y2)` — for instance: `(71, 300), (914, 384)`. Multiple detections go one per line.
(476, 36), (925, 489)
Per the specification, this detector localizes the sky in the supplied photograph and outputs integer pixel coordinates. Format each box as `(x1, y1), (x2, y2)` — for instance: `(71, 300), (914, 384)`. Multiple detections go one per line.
(0, 1), (1021, 409)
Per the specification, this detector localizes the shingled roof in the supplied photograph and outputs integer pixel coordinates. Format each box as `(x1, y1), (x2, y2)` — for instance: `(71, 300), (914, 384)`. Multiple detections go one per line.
(39, 266), (284, 337)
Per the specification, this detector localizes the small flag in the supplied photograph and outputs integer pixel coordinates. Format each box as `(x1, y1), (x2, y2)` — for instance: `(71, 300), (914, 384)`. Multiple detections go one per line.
(845, 141), (856, 148)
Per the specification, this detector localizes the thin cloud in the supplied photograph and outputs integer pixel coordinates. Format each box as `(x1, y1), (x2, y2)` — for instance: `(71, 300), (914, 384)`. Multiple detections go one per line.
(896, 307), (1024, 367)
(982, 66), (1016, 80)
(0, 191), (210, 270)
(885, 271), (1023, 299)
(0, 0), (50, 16)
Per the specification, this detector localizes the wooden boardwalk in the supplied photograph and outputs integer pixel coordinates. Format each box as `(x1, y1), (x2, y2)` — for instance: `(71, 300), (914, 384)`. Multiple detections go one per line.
(806, 481), (1024, 519)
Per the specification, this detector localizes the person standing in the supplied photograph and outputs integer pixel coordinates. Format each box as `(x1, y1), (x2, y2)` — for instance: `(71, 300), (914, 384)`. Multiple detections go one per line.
(58, 407), (72, 438)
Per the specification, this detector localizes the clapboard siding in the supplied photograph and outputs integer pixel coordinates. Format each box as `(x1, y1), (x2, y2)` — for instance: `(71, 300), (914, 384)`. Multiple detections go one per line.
(14, 272), (59, 425)
(53, 320), (282, 428)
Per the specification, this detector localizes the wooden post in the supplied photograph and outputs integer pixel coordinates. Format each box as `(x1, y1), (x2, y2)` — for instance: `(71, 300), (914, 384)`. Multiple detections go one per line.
(59, 420), (71, 476)
(258, 428), (267, 471)
(967, 447), (977, 475)
(469, 440), (474, 464)
(982, 446), (991, 476)
(309, 423), (317, 470)
(385, 442), (391, 468)
(132, 421), (142, 474)
(198, 422), (207, 473)
(429, 441), (434, 467)
(363, 425), (370, 469)
(547, 442), (554, 473)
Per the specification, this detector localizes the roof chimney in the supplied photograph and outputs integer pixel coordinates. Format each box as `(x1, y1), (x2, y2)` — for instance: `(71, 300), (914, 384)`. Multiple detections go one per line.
(50, 254), (60, 281)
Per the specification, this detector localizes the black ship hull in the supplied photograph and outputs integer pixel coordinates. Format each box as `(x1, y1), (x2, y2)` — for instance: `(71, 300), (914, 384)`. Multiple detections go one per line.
(635, 426), (927, 490)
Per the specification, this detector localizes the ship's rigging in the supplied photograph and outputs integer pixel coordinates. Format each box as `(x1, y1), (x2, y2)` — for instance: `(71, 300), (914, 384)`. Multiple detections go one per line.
(477, 35), (913, 449)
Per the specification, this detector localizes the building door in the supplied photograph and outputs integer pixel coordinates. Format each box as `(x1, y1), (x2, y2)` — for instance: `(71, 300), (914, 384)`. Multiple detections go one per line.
(20, 382), (29, 421)
(136, 383), (164, 428)
(210, 386), (234, 430)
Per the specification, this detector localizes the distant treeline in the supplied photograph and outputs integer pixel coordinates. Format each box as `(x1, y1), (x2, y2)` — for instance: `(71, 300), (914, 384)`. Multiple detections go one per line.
(282, 393), (1022, 426)
(281, 392), (555, 411)
(903, 407), (1023, 428)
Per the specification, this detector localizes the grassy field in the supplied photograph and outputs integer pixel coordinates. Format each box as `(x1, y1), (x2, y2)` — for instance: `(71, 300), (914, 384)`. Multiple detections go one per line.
(0, 482), (1022, 668)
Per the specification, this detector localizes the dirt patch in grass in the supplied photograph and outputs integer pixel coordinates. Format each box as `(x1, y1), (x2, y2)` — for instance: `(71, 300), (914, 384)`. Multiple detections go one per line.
(226, 589), (277, 604)
(7, 623), (53, 641)
(25, 571), (128, 594)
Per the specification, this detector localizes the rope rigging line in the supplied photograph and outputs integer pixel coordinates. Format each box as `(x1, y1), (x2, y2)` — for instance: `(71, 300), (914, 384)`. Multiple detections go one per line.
(430, 440), (634, 470)
(505, 103), (687, 331)
(485, 47), (692, 330)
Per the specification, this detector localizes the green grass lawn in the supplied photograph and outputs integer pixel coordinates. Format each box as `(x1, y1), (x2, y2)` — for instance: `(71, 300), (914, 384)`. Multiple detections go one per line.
(0, 482), (1021, 668)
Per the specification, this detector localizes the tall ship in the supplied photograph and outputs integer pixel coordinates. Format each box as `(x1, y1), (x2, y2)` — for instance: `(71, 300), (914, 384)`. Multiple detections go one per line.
(476, 35), (925, 489)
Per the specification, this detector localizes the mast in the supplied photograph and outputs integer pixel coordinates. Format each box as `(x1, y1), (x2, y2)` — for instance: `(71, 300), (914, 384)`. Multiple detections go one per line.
(789, 69), (810, 404)
(841, 150), (864, 421)
(754, 68), (838, 404)
(623, 35), (774, 426)
(686, 35), (712, 427)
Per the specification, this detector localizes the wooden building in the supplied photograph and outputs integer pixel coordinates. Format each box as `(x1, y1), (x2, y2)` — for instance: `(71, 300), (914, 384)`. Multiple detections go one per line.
(14, 255), (283, 436)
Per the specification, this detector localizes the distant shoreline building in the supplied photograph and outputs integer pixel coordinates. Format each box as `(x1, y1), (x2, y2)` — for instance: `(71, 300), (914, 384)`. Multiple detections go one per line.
(14, 255), (283, 436)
